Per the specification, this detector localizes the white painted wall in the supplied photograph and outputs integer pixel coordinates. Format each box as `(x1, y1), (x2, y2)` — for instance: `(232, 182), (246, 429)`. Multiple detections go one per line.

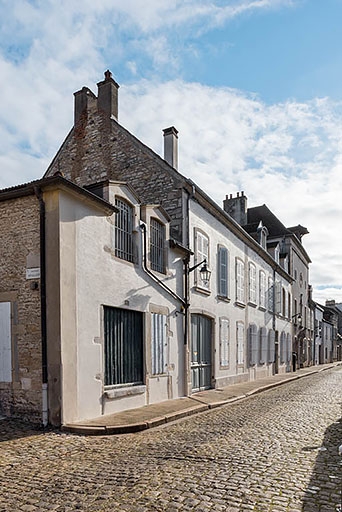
(188, 199), (292, 389)
(57, 188), (184, 424)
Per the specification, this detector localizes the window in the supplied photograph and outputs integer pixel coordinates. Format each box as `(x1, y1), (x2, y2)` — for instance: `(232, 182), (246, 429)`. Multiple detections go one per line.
(0, 302), (11, 383)
(237, 321), (244, 365)
(104, 307), (143, 386)
(236, 259), (245, 303)
(248, 323), (258, 366)
(218, 246), (228, 298)
(115, 197), (134, 262)
(219, 318), (229, 367)
(282, 287), (286, 317)
(151, 313), (167, 375)
(248, 263), (256, 304)
(150, 218), (165, 273)
(259, 271), (266, 309)
(196, 230), (209, 289)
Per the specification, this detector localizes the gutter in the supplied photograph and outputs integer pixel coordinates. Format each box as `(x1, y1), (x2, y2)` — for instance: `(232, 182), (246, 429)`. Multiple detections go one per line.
(33, 186), (48, 427)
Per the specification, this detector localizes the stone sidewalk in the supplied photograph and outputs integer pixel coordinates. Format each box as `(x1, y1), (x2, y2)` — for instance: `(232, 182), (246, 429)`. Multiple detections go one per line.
(62, 362), (340, 436)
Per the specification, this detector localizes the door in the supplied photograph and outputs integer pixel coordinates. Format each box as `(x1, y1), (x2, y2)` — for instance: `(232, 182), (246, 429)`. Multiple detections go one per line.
(191, 314), (212, 391)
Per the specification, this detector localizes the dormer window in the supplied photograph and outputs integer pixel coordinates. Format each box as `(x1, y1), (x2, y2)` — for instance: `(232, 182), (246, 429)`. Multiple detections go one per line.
(115, 197), (134, 262)
(257, 221), (268, 249)
(150, 218), (165, 273)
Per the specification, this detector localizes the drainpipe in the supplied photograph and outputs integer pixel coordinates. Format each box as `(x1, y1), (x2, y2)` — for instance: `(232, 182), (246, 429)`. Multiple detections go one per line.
(34, 187), (48, 427)
(140, 223), (186, 307)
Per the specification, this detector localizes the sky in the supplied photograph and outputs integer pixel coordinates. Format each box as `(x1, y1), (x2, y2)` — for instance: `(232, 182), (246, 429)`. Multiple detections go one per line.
(1, 0), (342, 304)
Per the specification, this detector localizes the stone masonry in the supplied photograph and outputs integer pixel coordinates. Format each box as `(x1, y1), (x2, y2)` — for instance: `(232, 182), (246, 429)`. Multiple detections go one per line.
(0, 193), (42, 421)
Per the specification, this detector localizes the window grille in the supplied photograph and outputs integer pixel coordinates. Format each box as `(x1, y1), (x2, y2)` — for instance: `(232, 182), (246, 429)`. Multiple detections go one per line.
(115, 198), (134, 262)
(104, 306), (143, 386)
(150, 219), (165, 273)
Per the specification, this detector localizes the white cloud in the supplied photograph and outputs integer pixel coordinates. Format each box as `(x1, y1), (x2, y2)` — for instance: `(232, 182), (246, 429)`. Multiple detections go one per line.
(1, 0), (341, 303)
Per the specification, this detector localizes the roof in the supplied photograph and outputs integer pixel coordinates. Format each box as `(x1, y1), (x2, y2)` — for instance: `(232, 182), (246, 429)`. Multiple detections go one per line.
(0, 175), (117, 215)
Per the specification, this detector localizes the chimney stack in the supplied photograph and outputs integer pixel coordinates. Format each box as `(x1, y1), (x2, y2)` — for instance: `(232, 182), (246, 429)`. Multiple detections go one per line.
(163, 126), (178, 170)
(74, 87), (97, 126)
(97, 70), (119, 120)
(223, 191), (248, 226)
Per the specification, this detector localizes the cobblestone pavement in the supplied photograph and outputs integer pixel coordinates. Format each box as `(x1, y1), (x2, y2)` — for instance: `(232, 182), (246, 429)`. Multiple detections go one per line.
(1, 367), (342, 512)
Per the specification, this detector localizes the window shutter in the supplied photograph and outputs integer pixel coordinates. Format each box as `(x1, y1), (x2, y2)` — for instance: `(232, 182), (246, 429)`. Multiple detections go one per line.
(151, 313), (167, 375)
(0, 302), (11, 383)
(260, 327), (267, 364)
(218, 247), (228, 297)
(259, 271), (266, 308)
(268, 330), (275, 363)
(248, 324), (258, 366)
(237, 322), (244, 365)
(220, 318), (229, 366)
(286, 333), (292, 363)
(280, 331), (286, 363)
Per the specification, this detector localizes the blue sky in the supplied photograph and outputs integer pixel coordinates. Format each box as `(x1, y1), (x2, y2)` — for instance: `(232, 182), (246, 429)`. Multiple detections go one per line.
(0, 0), (342, 303)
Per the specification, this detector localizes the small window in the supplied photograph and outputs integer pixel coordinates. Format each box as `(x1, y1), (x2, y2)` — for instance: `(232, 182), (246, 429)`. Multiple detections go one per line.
(115, 197), (134, 262)
(218, 246), (228, 298)
(150, 218), (165, 273)
(151, 313), (167, 375)
(220, 318), (229, 367)
(236, 259), (245, 303)
(248, 263), (256, 304)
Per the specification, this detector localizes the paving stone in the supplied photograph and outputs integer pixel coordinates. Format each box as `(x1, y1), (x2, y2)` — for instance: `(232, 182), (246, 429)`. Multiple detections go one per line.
(0, 367), (342, 511)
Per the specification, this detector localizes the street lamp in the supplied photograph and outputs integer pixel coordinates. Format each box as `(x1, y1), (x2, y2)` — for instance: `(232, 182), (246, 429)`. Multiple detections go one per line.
(292, 313), (302, 325)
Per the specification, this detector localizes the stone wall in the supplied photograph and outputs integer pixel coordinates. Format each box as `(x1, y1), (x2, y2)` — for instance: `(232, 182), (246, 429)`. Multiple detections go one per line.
(47, 112), (185, 242)
(0, 194), (42, 422)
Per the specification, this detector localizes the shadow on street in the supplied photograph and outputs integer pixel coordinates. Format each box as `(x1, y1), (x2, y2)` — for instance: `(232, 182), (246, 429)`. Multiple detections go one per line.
(302, 417), (342, 511)
(0, 417), (56, 443)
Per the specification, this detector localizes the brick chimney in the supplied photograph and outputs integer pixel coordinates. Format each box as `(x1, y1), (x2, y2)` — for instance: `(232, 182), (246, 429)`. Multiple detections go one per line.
(223, 192), (248, 226)
(74, 87), (97, 126)
(163, 126), (178, 170)
(97, 70), (119, 120)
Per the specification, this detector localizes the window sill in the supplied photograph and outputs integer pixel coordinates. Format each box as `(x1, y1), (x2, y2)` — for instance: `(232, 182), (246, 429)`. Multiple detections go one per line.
(104, 384), (146, 400)
(217, 295), (230, 303)
(247, 301), (257, 308)
(235, 301), (246, 309)
(194, 285), (211, 296)
(258, 306), (267, 312)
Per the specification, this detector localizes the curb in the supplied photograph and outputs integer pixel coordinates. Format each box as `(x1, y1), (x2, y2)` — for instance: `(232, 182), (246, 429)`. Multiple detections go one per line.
(61, 364), (340, 436)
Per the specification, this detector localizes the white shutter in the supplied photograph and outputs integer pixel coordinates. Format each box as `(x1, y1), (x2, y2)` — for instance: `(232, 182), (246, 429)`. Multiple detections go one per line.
(151, 313), (167, 375)
(249, 263), (256, 303)
(236, 259), (245, 303)
(0, 302), (12, 382)
(259, 271), (266, 308)
(220, 318), (229, 366)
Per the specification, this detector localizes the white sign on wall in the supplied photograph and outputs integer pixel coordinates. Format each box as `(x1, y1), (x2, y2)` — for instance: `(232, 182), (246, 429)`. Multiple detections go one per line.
(26, 268), (41, 279)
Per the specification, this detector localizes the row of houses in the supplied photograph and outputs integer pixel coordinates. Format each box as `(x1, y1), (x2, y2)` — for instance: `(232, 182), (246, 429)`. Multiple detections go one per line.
(0, 71), (341, 426)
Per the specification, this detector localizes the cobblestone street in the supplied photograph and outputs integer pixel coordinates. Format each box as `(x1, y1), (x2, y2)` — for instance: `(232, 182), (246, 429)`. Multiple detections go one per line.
(1, 366), (342, 512)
